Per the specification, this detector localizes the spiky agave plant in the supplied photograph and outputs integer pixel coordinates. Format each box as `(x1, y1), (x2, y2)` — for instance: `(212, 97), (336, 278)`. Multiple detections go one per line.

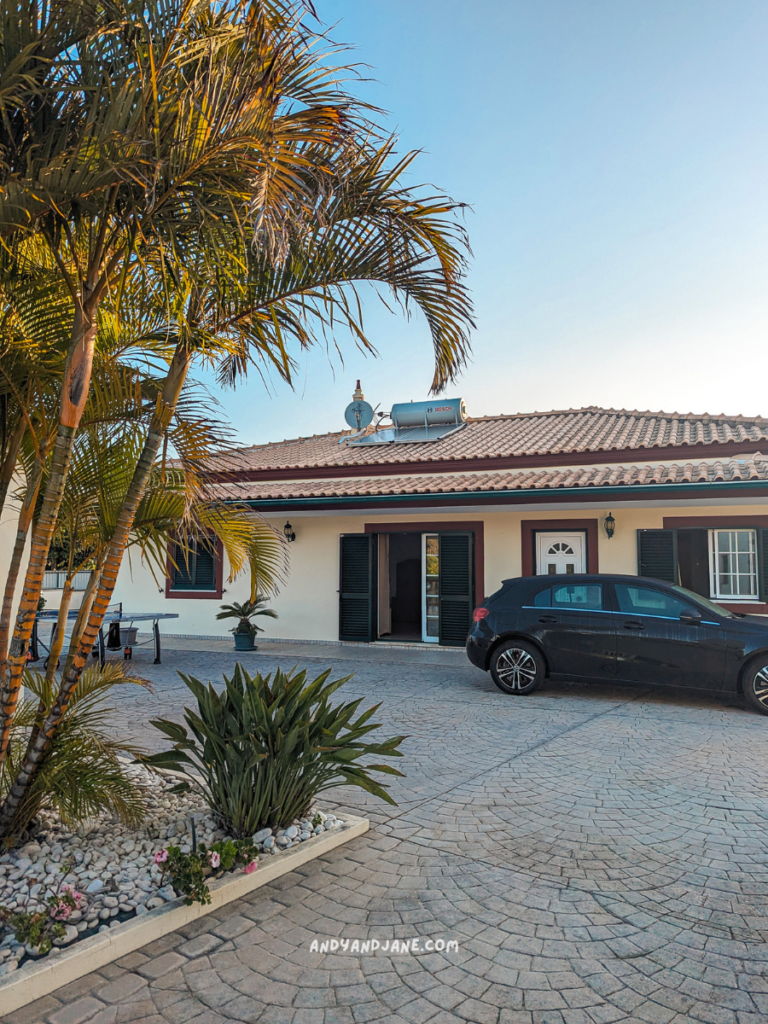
(141, 665), (406, 836)
(0, 664), (150, 846)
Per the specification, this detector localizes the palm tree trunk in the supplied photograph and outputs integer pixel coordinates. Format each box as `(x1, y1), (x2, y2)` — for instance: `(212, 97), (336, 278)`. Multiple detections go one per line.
(0, 454), (45, 691)
(45, 580), (73, 683)
(0, 311), (96, 775)
(67, 346), (191, 675)
(0, 417), (26, 520)
(63, 564), (102, 678)
(0, 346), (190, 834)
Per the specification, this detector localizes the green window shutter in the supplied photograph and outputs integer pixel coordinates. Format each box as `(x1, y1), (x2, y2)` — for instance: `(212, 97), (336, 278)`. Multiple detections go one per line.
(172, 541), (217, 590)
(637, 529), (677, 583)
(759, 529), (768, 601)
(438, 532), (474, 647)
(194, 546), (216, 589)
(339, 534), (376, 641)
(172, 544), (194, 589)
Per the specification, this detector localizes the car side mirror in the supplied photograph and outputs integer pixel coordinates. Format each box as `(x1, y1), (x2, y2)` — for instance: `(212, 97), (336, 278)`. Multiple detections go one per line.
(679, 612), (702, 625)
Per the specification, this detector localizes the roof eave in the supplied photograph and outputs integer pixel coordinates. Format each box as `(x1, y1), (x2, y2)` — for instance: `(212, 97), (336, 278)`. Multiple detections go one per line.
(234, 478), (768, 512)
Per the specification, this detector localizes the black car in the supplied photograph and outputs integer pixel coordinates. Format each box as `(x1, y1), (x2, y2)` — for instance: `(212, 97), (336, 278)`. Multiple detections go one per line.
(466, 573), (768, 715)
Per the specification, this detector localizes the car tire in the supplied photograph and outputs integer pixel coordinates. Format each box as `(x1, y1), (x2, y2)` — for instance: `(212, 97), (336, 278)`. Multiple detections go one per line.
(490, 640), (544, 695)
(742, 657), (768, 716)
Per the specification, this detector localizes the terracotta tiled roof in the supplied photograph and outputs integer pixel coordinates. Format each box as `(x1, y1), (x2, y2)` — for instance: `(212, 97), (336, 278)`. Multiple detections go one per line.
(212, 457), (768, 501)
(213, 408), (768, 474)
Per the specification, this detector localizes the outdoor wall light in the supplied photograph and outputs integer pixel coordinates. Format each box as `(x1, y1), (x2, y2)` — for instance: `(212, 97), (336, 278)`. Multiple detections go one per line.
(283, 521), (296, 543)
(604, 512), (616, 539)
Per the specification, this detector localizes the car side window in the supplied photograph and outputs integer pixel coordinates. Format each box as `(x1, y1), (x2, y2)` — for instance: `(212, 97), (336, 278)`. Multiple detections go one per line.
(614, 585), (698, 619)
(532, 587), (551, 607)
(551, 584), (603, 610)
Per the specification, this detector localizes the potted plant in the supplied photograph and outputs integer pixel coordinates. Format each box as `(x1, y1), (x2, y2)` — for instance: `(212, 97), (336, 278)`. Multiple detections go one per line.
(216, 598), (278, 651)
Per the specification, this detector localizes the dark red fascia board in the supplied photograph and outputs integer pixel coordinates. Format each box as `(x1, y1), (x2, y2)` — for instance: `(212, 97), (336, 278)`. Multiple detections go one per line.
(241, 482), (768, 513)
(207, 439), (768, 484)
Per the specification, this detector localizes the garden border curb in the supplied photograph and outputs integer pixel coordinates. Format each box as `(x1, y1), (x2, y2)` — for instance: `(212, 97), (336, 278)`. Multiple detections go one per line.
(0, 815), (369, 1014)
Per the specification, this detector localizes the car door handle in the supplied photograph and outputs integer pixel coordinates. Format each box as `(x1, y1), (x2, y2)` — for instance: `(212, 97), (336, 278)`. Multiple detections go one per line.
(538, 615), (558, 623)
(623, 620), (645, 630)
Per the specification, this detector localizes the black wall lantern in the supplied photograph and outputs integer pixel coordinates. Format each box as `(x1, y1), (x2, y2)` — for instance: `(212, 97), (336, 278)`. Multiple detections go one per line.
(603, 512), (616, 539)
(283, 521), (296, 543)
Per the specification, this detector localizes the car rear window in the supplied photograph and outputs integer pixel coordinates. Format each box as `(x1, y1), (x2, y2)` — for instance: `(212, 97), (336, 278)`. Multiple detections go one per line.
(530, 584), (603, 610)
(551, 584), (603, 610)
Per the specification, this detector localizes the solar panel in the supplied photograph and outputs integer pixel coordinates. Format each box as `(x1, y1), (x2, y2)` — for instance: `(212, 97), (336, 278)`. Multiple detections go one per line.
(347, 422), (466, 446)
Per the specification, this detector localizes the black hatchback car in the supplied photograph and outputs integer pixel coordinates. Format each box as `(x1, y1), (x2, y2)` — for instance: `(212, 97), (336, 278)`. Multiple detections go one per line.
(466, 574), (768, 715)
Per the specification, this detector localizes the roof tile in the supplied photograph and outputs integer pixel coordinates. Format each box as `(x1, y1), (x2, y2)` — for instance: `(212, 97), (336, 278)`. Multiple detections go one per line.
(213, 407), (768, 475)
(212, 457), (768, 502)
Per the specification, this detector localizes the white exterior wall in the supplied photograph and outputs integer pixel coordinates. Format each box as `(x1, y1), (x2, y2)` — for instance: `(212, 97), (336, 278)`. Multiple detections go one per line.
(110, 500), (768, 641)
(0, 487), (29, 627)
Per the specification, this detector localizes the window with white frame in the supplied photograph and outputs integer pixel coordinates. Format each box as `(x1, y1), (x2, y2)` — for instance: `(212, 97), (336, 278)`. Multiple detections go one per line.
(709, 529), (759, 601)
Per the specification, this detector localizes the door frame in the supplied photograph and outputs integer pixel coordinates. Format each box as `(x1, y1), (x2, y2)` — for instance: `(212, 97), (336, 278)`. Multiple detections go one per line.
(535, 531), (587, 575)
(365, 521), (485, 601)
(521, 519), (599, 576)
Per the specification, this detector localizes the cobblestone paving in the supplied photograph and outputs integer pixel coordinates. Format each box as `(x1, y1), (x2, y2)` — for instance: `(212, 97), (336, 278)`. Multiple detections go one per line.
(6, 639), (768, 1024)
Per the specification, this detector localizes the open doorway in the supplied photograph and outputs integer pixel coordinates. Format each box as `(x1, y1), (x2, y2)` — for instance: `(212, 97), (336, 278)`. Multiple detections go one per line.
(339, 529), (475, 646)
(380, 532), (421, 641)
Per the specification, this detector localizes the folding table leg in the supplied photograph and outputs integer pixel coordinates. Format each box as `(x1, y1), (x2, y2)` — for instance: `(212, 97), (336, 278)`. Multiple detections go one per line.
(153, 621), (161, 664)
(29, 620), (40, 662)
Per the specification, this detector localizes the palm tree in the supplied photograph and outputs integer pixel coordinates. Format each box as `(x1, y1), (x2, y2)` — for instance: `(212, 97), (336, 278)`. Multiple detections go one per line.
(0, 0), (366, 790)
(0, 2), (474, 835)
(0, 0), (366, 776)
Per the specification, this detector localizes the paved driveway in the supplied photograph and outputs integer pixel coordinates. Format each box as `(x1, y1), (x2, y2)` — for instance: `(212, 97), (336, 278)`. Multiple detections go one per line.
(6, 639), (768, 1024)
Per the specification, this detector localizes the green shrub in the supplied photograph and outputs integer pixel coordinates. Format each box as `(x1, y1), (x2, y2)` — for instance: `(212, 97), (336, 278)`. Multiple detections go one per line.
(0, 664), (149, 847)
(141, 665), (405, 836)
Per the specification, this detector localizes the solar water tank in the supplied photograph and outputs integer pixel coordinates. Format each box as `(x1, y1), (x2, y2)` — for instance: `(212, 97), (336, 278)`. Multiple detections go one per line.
(391, 398), (467, 429)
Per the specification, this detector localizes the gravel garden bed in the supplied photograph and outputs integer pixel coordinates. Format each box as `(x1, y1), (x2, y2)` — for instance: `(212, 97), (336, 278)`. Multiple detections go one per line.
(0, 765), (345, 977)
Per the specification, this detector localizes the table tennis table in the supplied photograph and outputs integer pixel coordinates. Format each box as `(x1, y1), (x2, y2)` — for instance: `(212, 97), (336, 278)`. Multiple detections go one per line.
(31, 603), (179, 666)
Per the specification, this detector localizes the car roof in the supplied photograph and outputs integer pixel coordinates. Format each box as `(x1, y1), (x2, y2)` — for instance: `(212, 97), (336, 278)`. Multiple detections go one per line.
(501, 574), (677, 588)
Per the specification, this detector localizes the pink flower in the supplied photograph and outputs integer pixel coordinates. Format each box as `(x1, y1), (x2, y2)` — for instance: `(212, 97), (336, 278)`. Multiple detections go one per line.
(208, 851), (221, 869)
(61, 884), (84, 908)
(50, 901), (71, 921)
(154, 849), (168, 864)
(243, 860), (257, 875)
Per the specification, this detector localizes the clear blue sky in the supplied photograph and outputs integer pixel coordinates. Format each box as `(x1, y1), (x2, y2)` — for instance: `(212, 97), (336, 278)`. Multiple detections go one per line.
(209, 0), (768, 445)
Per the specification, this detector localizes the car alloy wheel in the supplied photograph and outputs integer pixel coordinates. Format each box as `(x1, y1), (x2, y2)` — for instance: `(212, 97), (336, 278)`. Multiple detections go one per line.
(744, 660), (768, 716)
(490, 640), (543, 695)
(754, 666), (768, 707)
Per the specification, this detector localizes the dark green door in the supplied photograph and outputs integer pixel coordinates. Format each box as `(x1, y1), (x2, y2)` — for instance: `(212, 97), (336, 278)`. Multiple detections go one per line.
(339, 534), (377, 641)
(438, 532), (474, 647)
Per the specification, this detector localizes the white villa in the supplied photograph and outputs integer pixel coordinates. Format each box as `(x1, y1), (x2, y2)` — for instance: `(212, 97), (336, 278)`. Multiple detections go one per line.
(104, 397), (768, 646)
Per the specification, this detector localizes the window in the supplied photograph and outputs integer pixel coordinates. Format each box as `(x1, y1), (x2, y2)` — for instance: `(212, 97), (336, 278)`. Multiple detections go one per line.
(615, 585), (698, 619)
(672, 585), (734, 618)
(170, 540), (217, 592)
(532, 587), (551, 607)
(709, 529), (758, 601)
(551, 584), (602, 610)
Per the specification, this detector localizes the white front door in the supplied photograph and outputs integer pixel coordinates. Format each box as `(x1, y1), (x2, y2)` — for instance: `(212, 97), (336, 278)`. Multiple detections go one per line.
(536, 532), (586, 575)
